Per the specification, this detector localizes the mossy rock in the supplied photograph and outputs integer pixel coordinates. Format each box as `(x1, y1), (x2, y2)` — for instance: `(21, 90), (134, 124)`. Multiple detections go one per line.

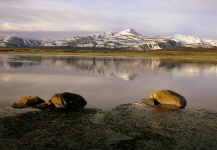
(149, 90), (187, 108)
(50, 92), (87, 110)
(12, 96), (45, 108)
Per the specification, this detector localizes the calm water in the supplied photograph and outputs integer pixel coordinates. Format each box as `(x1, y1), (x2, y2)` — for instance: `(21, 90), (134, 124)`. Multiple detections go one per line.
(0, 54), (217, 110)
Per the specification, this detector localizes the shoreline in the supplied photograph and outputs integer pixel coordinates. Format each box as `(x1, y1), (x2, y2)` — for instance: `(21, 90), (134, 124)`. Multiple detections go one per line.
(1, 48), (217, 64)
(1, 48), (217, 57)
(0, 104), (217, 149)
(1, 104), (217, 119)
(0, 107), (41, 118)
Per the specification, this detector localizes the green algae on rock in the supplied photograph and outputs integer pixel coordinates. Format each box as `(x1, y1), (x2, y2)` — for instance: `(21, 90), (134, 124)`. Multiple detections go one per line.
(137, 90), (187, 109)
(12, 96), (45, 108)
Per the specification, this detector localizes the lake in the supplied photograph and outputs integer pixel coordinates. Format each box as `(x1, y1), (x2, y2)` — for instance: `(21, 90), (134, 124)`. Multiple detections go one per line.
(0, 54), (217, 110)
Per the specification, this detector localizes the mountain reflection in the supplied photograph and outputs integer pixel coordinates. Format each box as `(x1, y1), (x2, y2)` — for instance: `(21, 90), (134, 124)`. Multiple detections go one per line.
(1, 55), (217, 80)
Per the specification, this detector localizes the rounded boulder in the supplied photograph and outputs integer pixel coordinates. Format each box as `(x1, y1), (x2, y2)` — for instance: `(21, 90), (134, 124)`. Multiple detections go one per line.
(149, 90), (187, 108)
(50, 92), (87, 110)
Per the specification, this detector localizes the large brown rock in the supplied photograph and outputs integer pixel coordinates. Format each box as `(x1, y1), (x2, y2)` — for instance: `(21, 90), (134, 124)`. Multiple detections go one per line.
(50, 92), (87, 110)
(12, 96), (45, 108)
(149, 90), (187, 108)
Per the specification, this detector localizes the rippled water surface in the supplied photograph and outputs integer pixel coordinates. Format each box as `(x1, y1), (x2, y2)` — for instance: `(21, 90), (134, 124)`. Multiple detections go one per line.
(0, 54), (217, 110)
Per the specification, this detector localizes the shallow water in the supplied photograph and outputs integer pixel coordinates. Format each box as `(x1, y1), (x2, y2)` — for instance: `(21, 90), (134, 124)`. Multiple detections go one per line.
(0, 54), (217, 110)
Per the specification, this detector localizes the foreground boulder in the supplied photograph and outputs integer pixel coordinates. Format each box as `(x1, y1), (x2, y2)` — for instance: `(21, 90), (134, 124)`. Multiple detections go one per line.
(147, 90), (187, 108)
(12, 96), (45, 108)
(49, 92), (87, 110)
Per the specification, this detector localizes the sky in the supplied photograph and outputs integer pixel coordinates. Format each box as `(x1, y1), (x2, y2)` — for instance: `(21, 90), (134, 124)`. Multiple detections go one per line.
(0, 0), (217, 39)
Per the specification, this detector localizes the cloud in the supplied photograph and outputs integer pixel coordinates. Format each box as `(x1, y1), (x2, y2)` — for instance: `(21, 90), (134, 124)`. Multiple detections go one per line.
(1, 22), (14, 30)
(0, 0), (217, 38)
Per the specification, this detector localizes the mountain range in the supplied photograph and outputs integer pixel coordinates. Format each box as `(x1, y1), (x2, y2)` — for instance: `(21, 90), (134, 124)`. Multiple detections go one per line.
(1, 29), (217, 51)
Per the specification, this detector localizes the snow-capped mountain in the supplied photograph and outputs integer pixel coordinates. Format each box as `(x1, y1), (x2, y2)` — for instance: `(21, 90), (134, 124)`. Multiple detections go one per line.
(1, 29), (217, 50)
(42, 29), (180, 50)
(115, 28), (142, 36)
(43, 29), (217, 50)
(43, 29), (146, 49)
(167, 34), (217, 48)
(0, 35), (41, 47)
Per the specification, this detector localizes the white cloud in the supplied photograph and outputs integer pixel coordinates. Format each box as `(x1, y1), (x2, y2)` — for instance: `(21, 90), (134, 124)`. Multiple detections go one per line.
(1, 22), (14, 30)
(0, 0), (217, 38)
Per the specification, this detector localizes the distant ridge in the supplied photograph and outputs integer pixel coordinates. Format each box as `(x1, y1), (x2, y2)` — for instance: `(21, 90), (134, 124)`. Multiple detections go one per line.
(0, 35), (41, 47)
(1, 29), (217, 50)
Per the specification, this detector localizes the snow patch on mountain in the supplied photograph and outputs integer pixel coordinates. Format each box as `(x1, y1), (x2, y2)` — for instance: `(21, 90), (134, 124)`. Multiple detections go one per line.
(201, 39), (217, 47)
(169, 34), (201, 45)
(115, 29), (142, 36)
(167, 34), (217, 48)
(91, 32), (115, 39)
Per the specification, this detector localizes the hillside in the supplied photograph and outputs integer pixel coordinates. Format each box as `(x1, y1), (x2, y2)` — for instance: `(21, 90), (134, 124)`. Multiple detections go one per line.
(1, 29), (217, 51)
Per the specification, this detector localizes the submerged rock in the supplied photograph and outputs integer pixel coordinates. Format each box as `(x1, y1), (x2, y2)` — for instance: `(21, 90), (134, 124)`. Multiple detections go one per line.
(49, 92), (87, 110)
(12, 96), (45, 108)
(149, 90), (187, 108)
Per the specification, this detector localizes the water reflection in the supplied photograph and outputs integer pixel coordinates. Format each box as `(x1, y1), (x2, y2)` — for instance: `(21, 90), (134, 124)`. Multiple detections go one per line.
(1, 55), (217, 80)
(0, 54), (217, 110)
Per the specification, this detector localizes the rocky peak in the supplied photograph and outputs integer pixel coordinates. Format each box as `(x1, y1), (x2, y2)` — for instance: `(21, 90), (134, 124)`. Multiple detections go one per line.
(116, 28), (142, 36)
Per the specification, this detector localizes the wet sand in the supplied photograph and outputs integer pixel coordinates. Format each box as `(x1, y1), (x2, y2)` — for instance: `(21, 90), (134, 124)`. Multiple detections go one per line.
(0, 107), (41, 118)
(0, 104), (217, 150)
